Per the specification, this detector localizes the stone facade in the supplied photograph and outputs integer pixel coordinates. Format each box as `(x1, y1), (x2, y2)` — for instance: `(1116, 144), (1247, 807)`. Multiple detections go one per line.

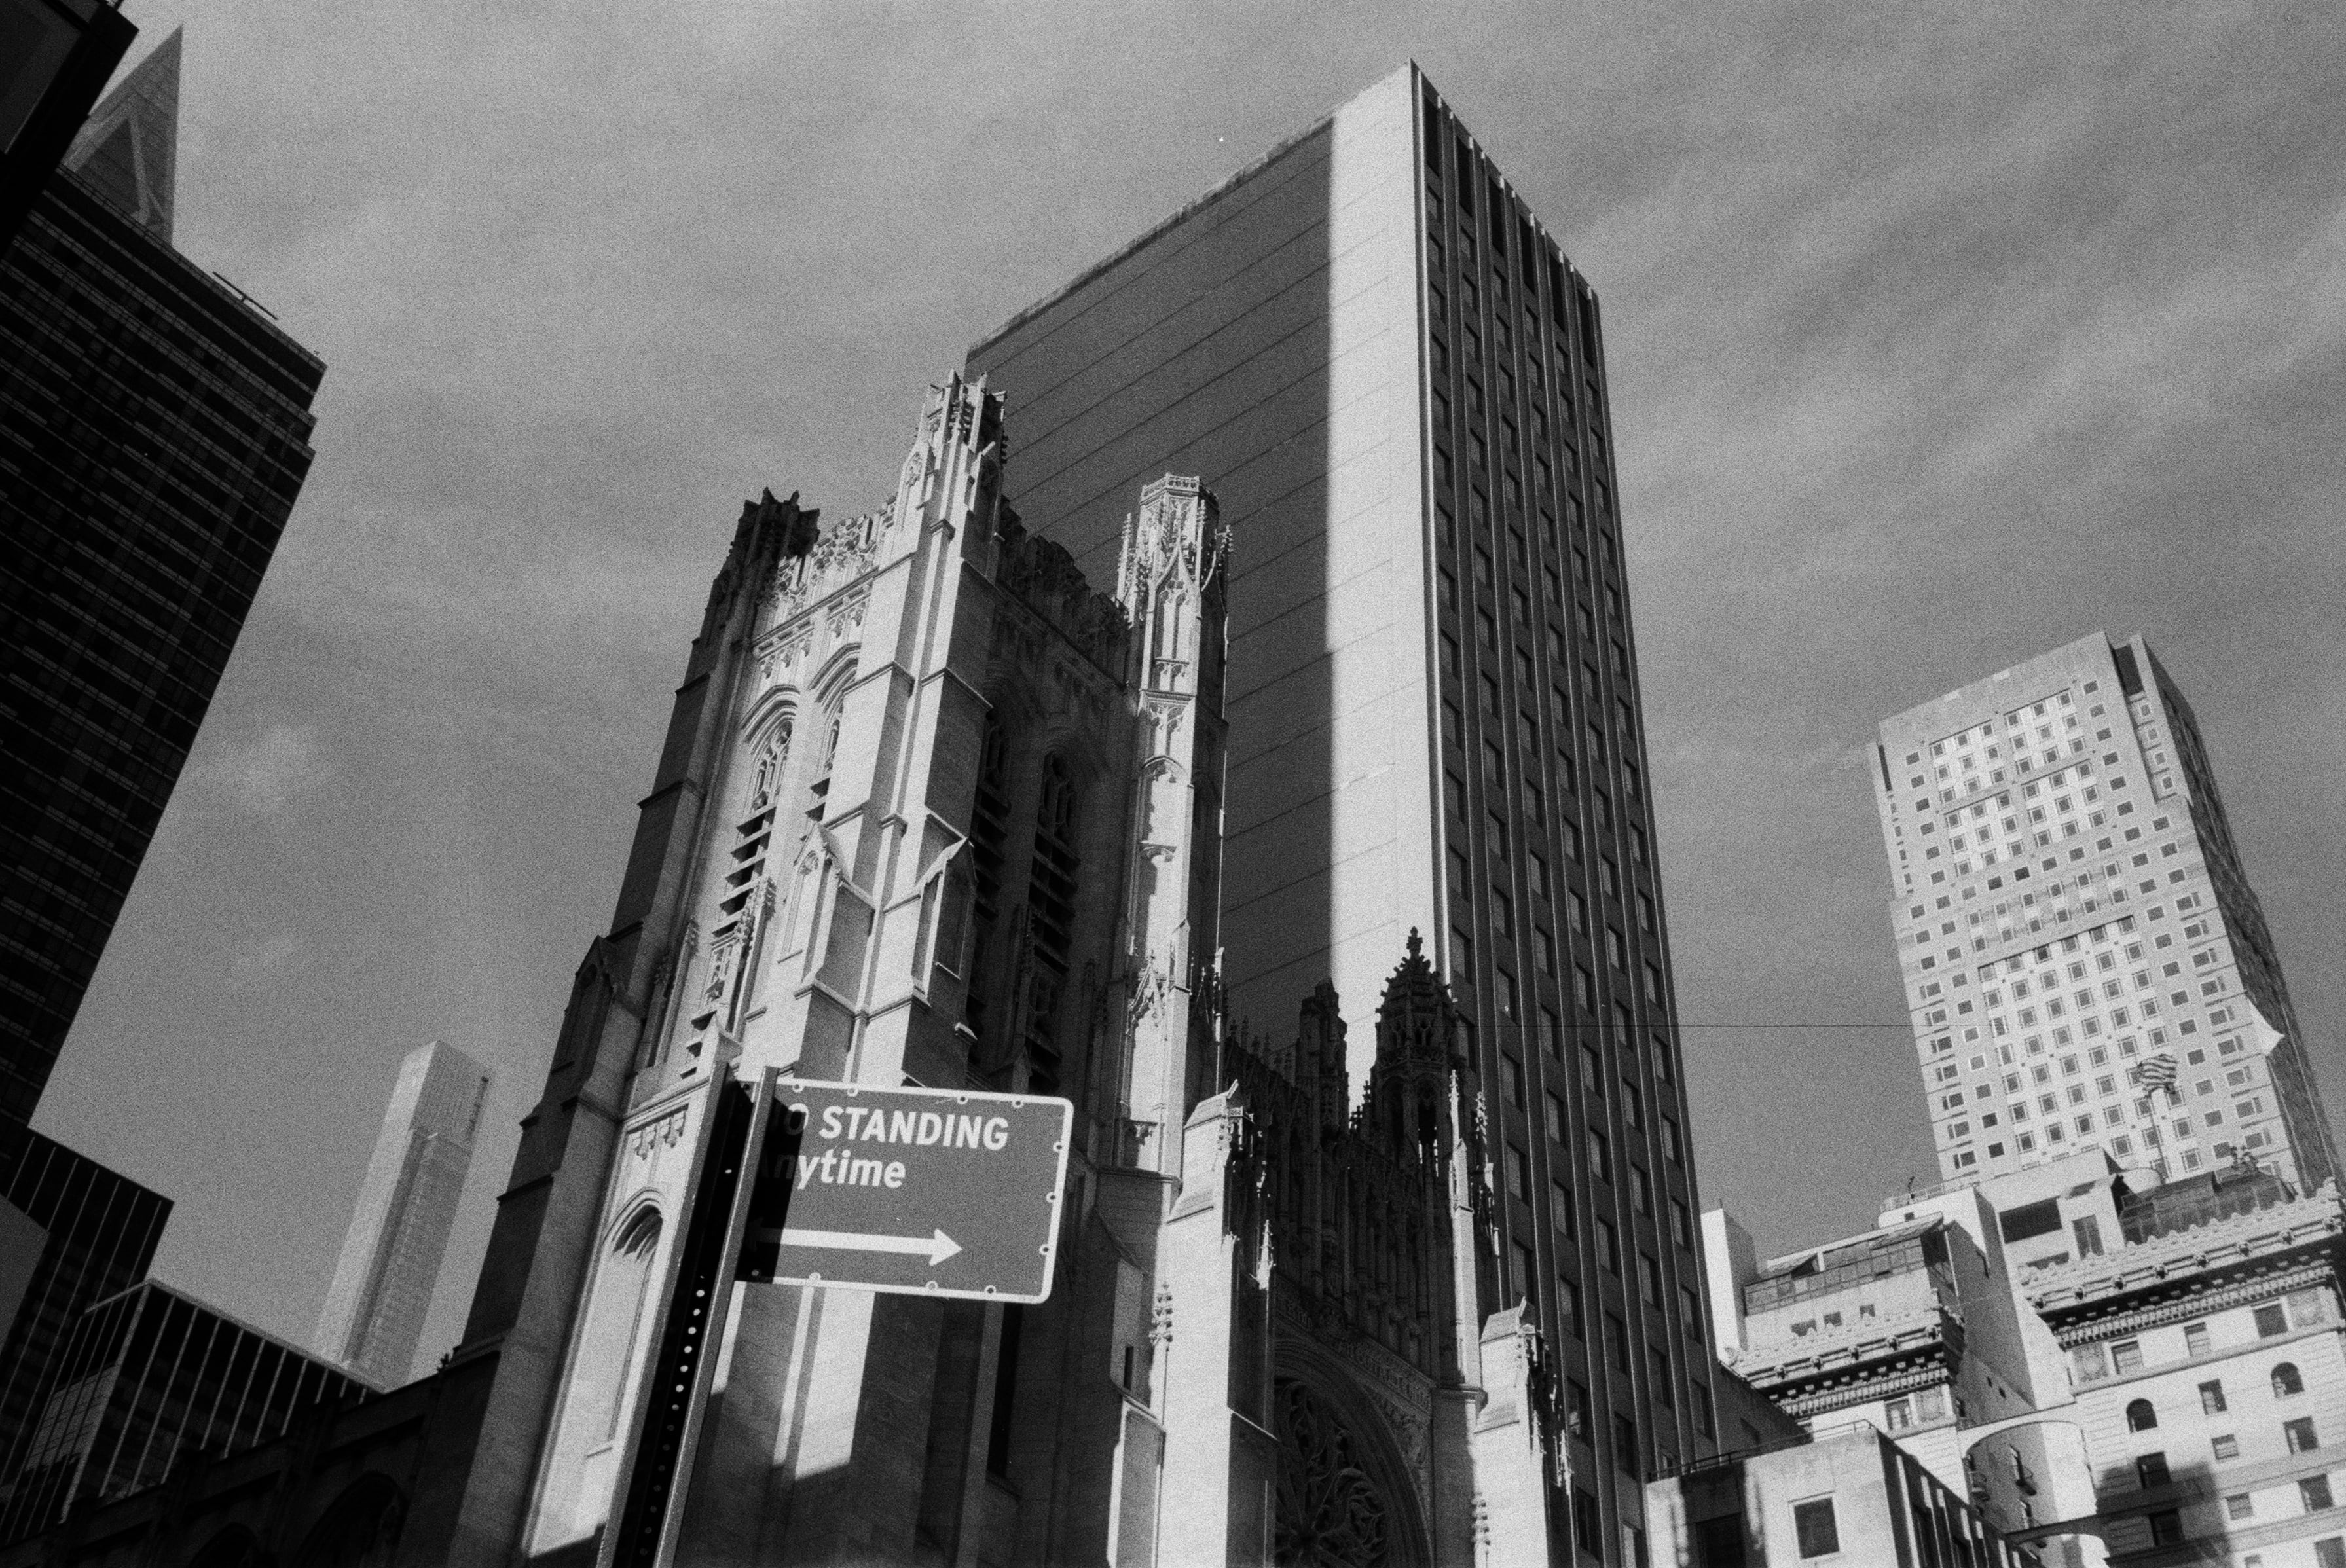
(3, 379), (1591, 1567)
(1708, 1151), (2346, 1568)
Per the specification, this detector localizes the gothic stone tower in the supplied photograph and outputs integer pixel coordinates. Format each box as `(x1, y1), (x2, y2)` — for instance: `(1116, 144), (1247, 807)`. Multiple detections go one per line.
(433, 379), (1569, 1567)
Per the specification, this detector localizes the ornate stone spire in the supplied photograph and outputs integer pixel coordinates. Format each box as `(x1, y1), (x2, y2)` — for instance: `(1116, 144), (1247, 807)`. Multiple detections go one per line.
(1116, 476), (1225, 698)
(1363, 929), (1461, 1160)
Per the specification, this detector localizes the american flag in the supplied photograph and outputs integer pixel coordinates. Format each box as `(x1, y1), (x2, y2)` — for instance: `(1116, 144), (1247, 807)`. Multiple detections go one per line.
(2134, 1054), (2178, 1089)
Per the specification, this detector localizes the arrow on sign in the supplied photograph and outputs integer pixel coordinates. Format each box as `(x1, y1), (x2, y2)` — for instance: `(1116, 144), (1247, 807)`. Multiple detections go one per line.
(779, 1226), (964, 1267)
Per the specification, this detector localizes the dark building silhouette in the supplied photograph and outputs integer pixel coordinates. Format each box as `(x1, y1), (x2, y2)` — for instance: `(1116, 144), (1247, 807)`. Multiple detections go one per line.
(0, 1280), (367, 1544)
(0, 1125), (168, 1533)
(0, 0), (134, 252)
(0, 29), (323, 1123)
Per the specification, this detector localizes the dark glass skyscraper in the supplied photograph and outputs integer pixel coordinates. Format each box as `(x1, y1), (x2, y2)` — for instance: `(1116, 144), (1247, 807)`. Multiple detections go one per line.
(0, 31), (322, 1122)
(0, 0), (135, 253)
(967, 64), (1710, 1560)
(0, 1123), (169, 1530)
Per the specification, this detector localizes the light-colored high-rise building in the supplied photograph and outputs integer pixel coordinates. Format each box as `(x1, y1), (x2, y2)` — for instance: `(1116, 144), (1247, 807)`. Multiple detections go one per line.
(314, 1040), (489, 1389)
(1873, 632), (2336, 1191)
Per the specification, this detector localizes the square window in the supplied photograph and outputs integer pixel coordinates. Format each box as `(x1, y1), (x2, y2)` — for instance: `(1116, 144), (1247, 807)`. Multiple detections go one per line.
(2303, 1475), (2336, 1512)
(1793, 1498), (1839, 1559)
(2212, 1434), (2240, 1460)
(2226, 1493), (2254, 1520)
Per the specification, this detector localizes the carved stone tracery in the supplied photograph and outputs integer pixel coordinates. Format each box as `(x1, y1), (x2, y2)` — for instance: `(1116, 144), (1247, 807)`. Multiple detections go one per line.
(994, 519), (1129, 674)
(1274, 1378), (1392, 1568)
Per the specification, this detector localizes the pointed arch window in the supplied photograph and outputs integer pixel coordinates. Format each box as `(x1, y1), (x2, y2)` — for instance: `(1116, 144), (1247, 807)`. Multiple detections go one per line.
(750, 716), (793, 809)
(808, 700), (845, 821)
(705, 726), (782, 1032)
(964, 712), (1012, 1046)
(1023, 754), (1081, 1097)
(570, 1205), (665, 1447)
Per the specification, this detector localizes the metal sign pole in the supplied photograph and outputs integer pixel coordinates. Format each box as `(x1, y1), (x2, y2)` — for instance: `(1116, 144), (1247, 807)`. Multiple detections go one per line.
(600, 1066), (776, 1568)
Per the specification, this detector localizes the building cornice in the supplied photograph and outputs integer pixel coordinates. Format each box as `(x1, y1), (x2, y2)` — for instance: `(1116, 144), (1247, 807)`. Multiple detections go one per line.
(2046, 1260), (2336, 1350)
(1729, 1307), (1961, 1395)
(2027, 1182), (2341, 1323)
(1773, 1358), (1956, 1420)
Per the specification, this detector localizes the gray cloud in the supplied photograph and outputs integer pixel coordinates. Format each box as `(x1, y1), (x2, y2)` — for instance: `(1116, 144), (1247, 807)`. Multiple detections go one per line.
(179, 720), (323, 816)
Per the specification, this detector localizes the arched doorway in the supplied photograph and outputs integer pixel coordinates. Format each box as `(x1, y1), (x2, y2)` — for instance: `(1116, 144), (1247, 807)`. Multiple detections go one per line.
(1269, 1358), (1429, 1568)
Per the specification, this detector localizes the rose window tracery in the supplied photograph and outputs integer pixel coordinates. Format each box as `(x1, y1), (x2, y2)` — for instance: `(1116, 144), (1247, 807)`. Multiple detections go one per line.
(1274, 1378), (1391, 1567)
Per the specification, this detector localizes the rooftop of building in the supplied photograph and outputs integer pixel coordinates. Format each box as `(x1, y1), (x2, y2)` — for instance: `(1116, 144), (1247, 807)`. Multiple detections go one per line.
(1742, 1216), (1951, 1315)
(1877, 630), (2136, 744)
(29, 26), (325, 385)
(1878, 1146), (2130, 1224)
(79, 1277), (368, 1383)
(2026, 1177), (2339, 1317)
(1655, 1415), (1890, 1482)
(2117, 1161), (2296, 1244)
(966, 61), (1592, 355)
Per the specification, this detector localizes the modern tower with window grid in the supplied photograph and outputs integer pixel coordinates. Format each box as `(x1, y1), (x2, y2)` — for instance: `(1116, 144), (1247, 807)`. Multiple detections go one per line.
(966, 62), (1723, 1558)
(0, 28), (322, 1124)
(1872, 632), (2336, 1192)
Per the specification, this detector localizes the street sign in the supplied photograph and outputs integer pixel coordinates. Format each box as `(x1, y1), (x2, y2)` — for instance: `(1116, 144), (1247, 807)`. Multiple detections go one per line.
(737, 1078), (1074, 1304)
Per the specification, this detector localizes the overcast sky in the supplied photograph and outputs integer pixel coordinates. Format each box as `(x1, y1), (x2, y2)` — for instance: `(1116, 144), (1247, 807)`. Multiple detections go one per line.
(33, 0), (2346, 1361)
